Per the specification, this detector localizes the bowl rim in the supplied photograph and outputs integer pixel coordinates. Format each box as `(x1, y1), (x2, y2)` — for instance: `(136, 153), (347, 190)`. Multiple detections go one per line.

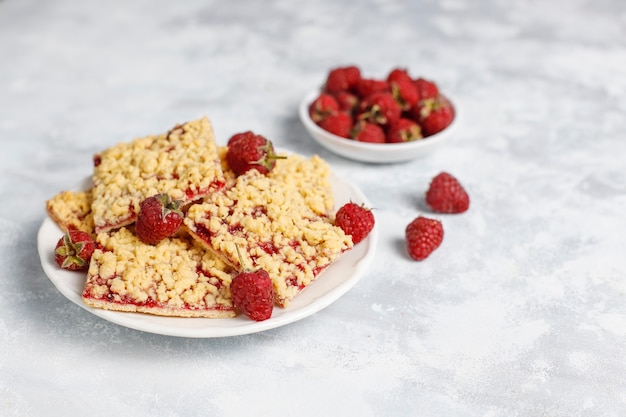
(298, 88), (457, 155)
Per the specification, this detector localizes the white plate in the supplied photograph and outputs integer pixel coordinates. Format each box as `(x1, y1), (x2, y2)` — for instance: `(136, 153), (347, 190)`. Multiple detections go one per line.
(299, 89), (458, 163)
(37, 171), (377, 338)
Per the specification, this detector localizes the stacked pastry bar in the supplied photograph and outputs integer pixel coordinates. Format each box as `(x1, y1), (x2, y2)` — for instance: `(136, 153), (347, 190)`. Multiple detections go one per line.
(45, 117), (353, 318)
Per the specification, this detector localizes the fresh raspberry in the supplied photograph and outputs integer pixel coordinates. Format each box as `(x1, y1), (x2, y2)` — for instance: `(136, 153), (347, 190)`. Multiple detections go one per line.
(351, 120), (385, 143)
(342, 65), (362, 89)
(334, 91), (359, 114)
(135, 194), (184, 245)
(325, 65), (362, 94)
(415, 95), (454, 136)
(318, 112), (353, 138)
(227, 130), (256, 147)
(425, 172), (470, 213)
(391, 77), (419, 110)
(355, 78), (389, 99)
(387, 68), (413, 85)
(358, 92), (402, 128)
(226, 131), (284, 175)
(386, 118), (423, 143)
(405, 216), (443, 261)
(54, 229), (96, 271)
(230, 247), (274, 321)
(414, 77), (439, 101)
(230, 269), (274, 321)
(388, 68), (419, 110)
(334, 202), (375, 244)
(325, 68), (349, 94)
(308, 93), (340, 123)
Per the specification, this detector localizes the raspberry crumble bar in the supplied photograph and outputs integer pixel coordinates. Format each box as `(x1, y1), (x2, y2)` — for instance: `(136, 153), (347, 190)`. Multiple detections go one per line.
(91, 117), (225, 233)
(184, 170), (353, 307)
(46, 189), (95, 235)
(82, 227), (236, 318)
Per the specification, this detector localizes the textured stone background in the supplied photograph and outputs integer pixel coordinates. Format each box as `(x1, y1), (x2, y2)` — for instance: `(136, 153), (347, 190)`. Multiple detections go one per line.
(1, 0), (625, 416)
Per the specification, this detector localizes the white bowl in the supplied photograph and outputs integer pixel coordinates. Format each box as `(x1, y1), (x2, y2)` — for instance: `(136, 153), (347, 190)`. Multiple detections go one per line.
(299, 89), (458, 164)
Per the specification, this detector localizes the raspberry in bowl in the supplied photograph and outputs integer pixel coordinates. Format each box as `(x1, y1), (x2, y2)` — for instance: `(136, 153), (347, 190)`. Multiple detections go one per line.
(299, 66), (458, 163)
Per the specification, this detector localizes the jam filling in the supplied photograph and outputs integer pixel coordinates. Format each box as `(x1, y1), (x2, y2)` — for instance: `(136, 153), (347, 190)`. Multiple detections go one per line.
(192, 223), (213, 242)
(94, 207), (136, 233)
(227, 223), (244, 235)
(251, 205), (267, 218)
(258, 241), (278, 255)
(185, 179), (226, 200)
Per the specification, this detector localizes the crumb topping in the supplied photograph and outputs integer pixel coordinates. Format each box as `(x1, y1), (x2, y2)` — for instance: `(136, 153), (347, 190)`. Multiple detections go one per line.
(220, 149), (334, 216)
(268, 153), (334, 216)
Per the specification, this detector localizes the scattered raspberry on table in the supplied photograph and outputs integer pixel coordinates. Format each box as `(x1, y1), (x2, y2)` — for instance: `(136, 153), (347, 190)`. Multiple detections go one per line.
(425, 172), (470, 214)
(405, 216), (444, 261)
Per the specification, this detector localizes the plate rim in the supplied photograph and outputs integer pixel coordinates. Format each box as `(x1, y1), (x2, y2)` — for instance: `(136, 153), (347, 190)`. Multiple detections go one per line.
(37, 166), (378, 338)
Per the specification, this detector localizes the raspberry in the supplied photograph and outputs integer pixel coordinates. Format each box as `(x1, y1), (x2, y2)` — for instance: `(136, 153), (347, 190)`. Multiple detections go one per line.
(355, 78), (389, 99)
(342, 65), (362, 89)
(388, 69), (418, 110)
(226, 131), (284, 176)
(325, 65), (362, 94)
(414, 78), (439, 101)
(54, 230), (96, 271)
(358, 92), (402, 128)
(230, 247), (274, 321)
(318, 112), (353, 138)
(387, 68), (412, 85)
(308, 93), (339, 123)
(425, 172), (470, 213)
(418, 95), (455, 136)
(334, 202), (375, 244)
(227, 130), (256, 147)
(352, 120), (385, 143)
(386, 118), (423, 143)
(135, 194), (183, 245)
(230, 269), (274, 321)
(334, 91), (359, 114)
(405, 216), (443, 261)
(391, 77), (419, 110)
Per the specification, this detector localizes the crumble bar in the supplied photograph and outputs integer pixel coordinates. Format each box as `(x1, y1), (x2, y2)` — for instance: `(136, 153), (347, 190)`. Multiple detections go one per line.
(184, 170), (353, 307)
(91, 117), (225, 233)
(82, 227), (236, 318)
(46, 189), (95, 235)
